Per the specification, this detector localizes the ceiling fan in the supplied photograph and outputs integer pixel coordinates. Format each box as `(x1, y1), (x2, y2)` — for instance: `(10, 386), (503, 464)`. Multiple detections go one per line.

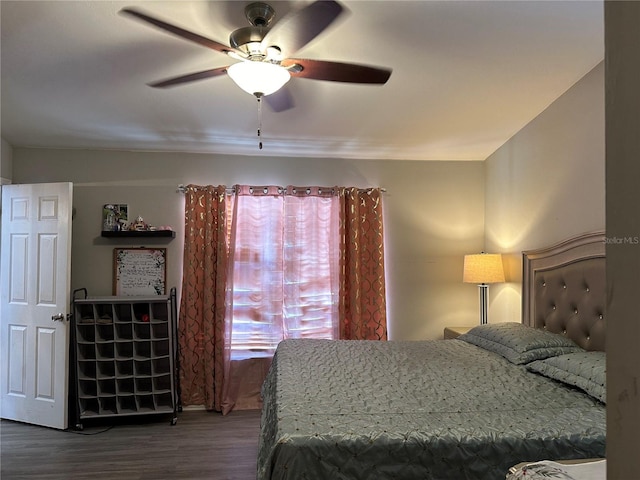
(120, 1), (392, 112)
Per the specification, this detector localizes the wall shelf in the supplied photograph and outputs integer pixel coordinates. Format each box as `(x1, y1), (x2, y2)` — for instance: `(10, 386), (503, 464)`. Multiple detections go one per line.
(101, 230), (175, 239)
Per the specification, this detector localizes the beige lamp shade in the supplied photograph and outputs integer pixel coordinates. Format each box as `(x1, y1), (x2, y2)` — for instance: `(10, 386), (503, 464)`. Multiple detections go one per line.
(463, 253), (505, 284)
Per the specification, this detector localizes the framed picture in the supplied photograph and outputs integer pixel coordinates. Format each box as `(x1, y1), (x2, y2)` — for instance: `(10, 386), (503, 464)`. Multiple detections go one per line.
(103, 204), (129, 232)
(113, 248), (166, 296)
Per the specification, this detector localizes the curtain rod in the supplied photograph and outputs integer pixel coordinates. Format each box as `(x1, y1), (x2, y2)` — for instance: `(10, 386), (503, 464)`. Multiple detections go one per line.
(176, 184), (386, 194)
(177, 184), (234, 194)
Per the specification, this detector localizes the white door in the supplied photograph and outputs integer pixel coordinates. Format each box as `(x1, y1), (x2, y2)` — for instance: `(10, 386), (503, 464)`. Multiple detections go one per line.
(1, 182), (73, 429)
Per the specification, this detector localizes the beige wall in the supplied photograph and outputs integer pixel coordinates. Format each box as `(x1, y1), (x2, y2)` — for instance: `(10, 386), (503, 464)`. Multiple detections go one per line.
(605, 2), (640, 478)
(1, 137), (13, 184)
(11, 149), (485, 341)
(484, 62), (605, 323)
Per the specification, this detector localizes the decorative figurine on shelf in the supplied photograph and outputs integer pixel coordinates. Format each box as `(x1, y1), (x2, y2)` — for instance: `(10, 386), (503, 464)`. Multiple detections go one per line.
(132, 215), (148, 231)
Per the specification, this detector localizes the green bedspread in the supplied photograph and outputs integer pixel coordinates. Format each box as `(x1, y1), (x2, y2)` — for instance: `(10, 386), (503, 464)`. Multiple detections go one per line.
(257, 338), (605, 480)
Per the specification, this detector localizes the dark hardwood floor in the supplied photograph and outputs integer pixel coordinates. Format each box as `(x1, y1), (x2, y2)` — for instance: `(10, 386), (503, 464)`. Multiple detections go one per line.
(1, 409), (262, 480)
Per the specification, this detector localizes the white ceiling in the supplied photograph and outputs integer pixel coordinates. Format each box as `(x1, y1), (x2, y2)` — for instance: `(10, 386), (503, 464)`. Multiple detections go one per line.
(1, 1), (603, 161)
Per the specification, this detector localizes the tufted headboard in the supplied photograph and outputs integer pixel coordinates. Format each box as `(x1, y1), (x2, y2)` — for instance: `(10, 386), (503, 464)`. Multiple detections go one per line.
(522, 231), (606, 351)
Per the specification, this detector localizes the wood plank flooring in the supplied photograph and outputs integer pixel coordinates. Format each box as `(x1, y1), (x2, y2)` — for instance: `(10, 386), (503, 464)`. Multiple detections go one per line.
(1, 409), (262, 480)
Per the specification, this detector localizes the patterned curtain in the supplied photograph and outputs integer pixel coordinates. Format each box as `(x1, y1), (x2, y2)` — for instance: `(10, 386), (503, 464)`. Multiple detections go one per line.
(178, 184), (387, 412)
(339, 188), (388, 340)
(178, 185), (230, 411)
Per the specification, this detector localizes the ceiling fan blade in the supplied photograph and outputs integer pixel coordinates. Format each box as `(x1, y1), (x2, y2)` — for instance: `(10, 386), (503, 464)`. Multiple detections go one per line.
(261, 1), (345, 57)
(264, 86), (295, 112)
(148, 67), (229, 88)
(120, 8), (242, 57)
(282, 59), (392, 84)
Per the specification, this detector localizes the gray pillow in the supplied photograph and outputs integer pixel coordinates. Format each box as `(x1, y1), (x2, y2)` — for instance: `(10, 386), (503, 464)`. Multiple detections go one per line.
(458, 322), (583, 365)
(527, 351), (606, 403)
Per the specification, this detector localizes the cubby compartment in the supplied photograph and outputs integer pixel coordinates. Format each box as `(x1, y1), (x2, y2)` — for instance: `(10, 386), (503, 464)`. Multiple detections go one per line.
(116, 361), (134, 379)
(95, 304), (114, 323)
(134, 359), (152, 377)
(76, 304), (96, 323)
(153, 374), (172, 392)
(151, 302), (169, 322)
(134, 323), (151, 340)
(154, 393), (174, 410)
(77, 360), (96, 380)
(136, 394), (156, 412)
(76, 325), (95, 343)
(152, 358), (170, 376)
(79, 398), (99, 416)
(135, 377), (153, 394)
(115, 341), (134, 360)
(117, 377), (135, 395)
(77, 343), (96, 361)
(133, 303), (150, 322)
(99, 397), (118, 415)
(78, 379), (97, 398)
(96, 342), (115, 359)
(98, 379), (116, 396)
(96, 324), (114, 342)
(72, 291), (177, 426)
(152, 339), (169, 358)
(115, 322), (133, 339)
(118, 395), (137, 414)
(134, 341), (151, 358)
(151, 322), (169, 339)
(96, 360), (115, 379)
(113, 303), (133, 322)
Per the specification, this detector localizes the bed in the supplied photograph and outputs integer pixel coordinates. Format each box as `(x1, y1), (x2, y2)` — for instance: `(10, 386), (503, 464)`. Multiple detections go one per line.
(257, 232), (606, 480)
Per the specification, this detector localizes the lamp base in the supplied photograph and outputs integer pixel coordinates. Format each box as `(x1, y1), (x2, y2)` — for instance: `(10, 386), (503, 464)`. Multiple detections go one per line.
(478, 284), (489, 325)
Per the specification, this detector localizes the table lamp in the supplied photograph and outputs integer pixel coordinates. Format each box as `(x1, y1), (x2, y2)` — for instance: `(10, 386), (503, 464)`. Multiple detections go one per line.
(463, 253), (505, 325)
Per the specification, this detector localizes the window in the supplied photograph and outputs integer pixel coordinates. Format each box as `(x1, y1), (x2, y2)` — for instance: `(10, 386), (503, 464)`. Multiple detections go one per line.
(228, 190), (340, 360)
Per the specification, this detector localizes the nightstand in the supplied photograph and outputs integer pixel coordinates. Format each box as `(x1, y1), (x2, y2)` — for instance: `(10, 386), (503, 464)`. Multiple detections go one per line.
(444, 326), (473, 339)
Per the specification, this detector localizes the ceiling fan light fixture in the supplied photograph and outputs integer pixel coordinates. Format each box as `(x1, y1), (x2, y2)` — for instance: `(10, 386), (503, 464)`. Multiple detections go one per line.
(227, 61), (291, 97)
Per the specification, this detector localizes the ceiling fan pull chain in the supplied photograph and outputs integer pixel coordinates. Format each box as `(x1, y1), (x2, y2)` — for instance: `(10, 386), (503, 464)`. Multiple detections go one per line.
(257, 94), (263, 150)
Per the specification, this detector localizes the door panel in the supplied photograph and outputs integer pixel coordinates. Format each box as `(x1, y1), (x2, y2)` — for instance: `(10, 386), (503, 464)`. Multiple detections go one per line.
(36, 327), (56, 400)
(1, 182), (73, 429)
(8, 325), (27, 395)
(9, 234), (29, 303)
(38, 234), (58, 304)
